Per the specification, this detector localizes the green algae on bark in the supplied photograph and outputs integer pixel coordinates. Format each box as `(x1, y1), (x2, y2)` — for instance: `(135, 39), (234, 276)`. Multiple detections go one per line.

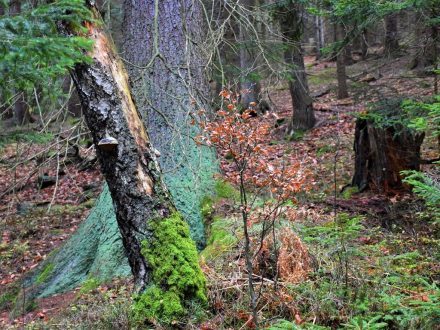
(23, 186), (130, 298)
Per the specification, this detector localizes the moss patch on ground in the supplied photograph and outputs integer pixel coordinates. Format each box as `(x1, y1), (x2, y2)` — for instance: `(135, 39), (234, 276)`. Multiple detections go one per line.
(215, 179), (240, 200)
(200, 216), (238, 261)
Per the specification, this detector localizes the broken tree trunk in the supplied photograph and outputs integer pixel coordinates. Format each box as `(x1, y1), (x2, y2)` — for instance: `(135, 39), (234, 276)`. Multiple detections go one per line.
(352, 115), (425, 193)
(67, 10), (177, 290)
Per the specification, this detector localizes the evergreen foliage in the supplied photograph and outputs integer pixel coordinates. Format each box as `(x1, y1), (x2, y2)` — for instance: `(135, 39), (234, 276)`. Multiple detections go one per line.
(0, 0), (93, 101)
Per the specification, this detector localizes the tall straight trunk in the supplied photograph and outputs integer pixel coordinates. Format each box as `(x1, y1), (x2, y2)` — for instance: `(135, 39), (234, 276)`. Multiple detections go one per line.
(384, 13), (399, 55)
(410, 10), (439, 69)
(13, 92), (31, 125)
(343, 27), (353, 65)
(336, 24), (349, 99)
(122, 0), (217, 248)
(361, 29), (368, 60)
(315, 15), (325, 60)
(276, 3), (315, 131)
(287, 45), (315, 130)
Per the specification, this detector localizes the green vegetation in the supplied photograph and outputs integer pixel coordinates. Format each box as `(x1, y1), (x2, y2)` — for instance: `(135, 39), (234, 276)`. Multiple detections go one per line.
(200, 216), (238, 260)
(308, 67), (336, 87)
(402, 169), (440, 222)
(79, 277), (101, 294)
(133, 212), (206, 324)
(316, 144), (336, 157)
(0, 285), (20, 312)
(36, 263), (54, 284)
(0, 0), (93, 99)
(285, 212), (440, 329)
(288, 129), (306, 141)
(0, 131), (54, 148)
(342, 186), (359, 199)
(200, 195), (214, 219)
(215, 179), (240, 200)
(359, 98), (429, 131)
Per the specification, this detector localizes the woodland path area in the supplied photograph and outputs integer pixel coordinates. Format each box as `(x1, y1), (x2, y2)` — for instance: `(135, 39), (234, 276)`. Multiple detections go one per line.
(1, 53), (439, 328)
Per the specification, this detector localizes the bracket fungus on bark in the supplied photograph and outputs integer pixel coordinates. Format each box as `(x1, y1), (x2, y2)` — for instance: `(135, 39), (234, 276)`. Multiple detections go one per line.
(97, 135), (119, 151)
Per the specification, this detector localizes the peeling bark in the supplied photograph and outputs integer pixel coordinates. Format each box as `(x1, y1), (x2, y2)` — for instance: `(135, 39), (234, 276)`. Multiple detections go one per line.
(65, 5), (176, 290)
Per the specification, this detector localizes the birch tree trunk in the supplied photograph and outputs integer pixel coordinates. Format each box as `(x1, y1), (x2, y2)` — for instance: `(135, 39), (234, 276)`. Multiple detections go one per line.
(66, 4), (178, 290)
(66, 6), (207, 319)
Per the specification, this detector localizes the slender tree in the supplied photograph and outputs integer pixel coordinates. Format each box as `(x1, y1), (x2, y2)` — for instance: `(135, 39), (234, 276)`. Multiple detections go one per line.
(336, 24), (349, 99)
(272, 1), (316, 131)
(384, 12), (399, 55)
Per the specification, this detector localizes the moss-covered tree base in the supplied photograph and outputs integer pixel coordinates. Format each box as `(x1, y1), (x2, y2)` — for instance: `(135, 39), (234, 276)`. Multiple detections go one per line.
(132, 213), (206, 324)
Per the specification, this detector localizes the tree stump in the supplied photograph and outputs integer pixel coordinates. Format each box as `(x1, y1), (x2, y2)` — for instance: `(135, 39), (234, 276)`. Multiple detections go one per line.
(352, 117), (425, 193)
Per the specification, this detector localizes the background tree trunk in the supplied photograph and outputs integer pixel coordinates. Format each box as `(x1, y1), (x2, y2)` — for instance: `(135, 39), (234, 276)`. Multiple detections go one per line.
(409, 10), (439, 69)
(67, 9), (177, 290)
(336, 24), (349, 99)
(276, 3), (315, 131)
(384, 13), (399, 55)
(352, 118), (425, 193)
(239, 0), (261, 109)
(361, 29), (369, 60)
(315, 15), (325, 60)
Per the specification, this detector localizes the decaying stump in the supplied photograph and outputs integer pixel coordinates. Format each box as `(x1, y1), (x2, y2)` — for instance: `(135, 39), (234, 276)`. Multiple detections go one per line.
(352, 115), (425, 193)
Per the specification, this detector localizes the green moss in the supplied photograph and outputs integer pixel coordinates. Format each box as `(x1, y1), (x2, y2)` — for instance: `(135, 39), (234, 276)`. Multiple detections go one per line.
(200, 217), (237, 260)
(0, 131), (54, 147)
(79, 277), (100, 294)
(133, 212), (207, 324)
(0, 285), (20, 311)
(36, 263), (54, 284)
(308, 67), (336, 87)
(316, 145), (336, 157)
(215, 180), (239, 200)
(11, 289), (38, 318)
(200, 196), (214, 219)
(288, 129), (305, 141)
(342, 186), (359, 200)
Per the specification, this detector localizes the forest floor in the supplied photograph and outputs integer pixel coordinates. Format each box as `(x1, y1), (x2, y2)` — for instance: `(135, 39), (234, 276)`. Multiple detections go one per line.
(0, 53), (438, 329)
